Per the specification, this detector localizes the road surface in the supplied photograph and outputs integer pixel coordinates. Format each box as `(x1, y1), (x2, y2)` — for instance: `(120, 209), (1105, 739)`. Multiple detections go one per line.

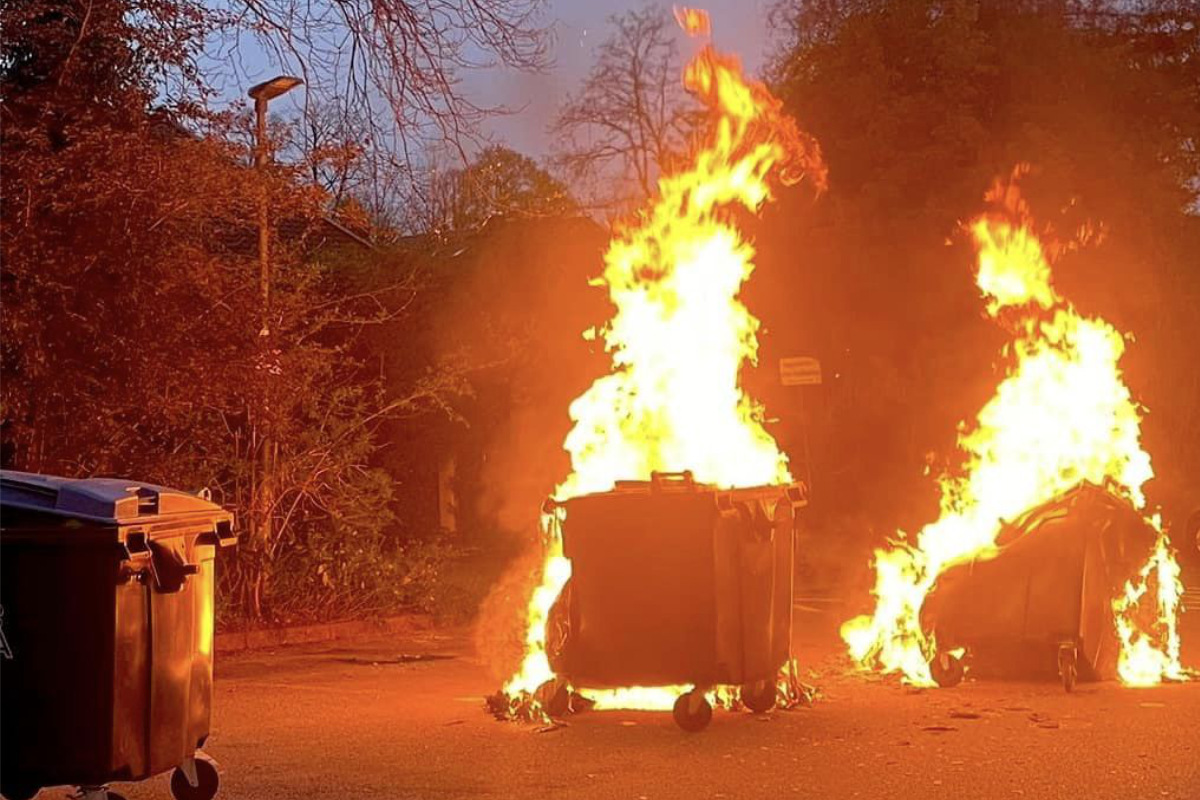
(32, 612), (1200, 800)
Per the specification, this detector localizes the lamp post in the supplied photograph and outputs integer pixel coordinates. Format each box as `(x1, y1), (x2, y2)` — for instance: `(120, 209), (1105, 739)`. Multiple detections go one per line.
(246, 75), (302, 615)
(248, 75), (303, 335)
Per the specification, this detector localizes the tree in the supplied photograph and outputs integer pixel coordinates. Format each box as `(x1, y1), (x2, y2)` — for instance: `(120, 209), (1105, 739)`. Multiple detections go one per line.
(286, 100), (418, 239)
(757, 0), (1200, 532)
(2, 0), (216, 120)
(1, 0), (469, 622)
(552, 5), (698, 204)
(216, 0), (551, 161)
(418, 145), (576, 233)
(5, 0), (553, 176)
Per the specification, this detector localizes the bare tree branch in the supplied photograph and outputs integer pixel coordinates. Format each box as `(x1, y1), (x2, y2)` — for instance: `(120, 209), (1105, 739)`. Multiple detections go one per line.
(208, 0), (551, 172)
(551, 5), (699, 208)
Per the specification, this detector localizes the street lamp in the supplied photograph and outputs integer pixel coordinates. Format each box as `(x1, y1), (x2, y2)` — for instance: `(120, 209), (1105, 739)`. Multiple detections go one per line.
(248, 74), (303, 329)
(249, 76), (304, 169)
(248, 75), (304, 101)
(247, 75), (302, 589)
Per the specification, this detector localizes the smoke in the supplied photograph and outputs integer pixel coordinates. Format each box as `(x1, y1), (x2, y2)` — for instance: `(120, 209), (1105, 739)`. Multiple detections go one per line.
(423, 215), (609, 678)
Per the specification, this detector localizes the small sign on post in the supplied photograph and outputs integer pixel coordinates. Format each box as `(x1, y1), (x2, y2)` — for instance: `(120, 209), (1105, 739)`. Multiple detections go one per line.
(779, 356), (822, 387)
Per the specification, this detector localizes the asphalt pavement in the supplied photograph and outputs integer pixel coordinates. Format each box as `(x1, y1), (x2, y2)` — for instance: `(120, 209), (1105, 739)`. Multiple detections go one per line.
(29, 609), (1200, 800)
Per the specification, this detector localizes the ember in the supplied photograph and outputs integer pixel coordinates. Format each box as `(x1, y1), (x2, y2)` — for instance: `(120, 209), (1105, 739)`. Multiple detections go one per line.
(841, 168), (1187, 687)
(498, 6), (825, 721)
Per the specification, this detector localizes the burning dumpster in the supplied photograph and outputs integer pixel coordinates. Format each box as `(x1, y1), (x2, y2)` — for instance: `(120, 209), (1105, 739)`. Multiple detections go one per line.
(0, 471), (236, 800)
(921, 484), (1163, 691)
(840, 172), (1186, 689)
(541, 473), (806, 730)
(493, 9), (828, 728)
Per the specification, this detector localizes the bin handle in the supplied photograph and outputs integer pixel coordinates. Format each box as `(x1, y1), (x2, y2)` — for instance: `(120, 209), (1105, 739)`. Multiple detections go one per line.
(784, 482), (810, 508)
(147, 541), (199, 594)
(650, 470), (695, 491)
(196, 518), (238, 548)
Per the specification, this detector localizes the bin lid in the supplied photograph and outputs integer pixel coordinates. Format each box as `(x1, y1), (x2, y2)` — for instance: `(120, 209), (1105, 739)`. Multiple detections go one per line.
(0, 470), (228, 525)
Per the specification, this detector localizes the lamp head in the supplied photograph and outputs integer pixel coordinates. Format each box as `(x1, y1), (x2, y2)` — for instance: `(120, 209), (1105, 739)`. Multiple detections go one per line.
(248, 76), (304, 102)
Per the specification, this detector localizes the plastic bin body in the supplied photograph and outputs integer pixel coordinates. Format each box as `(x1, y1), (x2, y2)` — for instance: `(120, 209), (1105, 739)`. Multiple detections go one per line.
(921, 484), (1158, 681)
(551, 475), (803, 689)
(0, 471), (235, 794)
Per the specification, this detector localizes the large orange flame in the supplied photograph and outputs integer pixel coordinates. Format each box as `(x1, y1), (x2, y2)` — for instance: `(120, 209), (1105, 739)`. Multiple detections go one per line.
(841, 169), (1185, 686)
(500, 7), (825, 712)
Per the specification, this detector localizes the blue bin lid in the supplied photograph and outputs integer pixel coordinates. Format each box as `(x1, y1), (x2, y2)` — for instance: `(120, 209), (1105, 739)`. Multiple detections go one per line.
(0, 470), (228, 525)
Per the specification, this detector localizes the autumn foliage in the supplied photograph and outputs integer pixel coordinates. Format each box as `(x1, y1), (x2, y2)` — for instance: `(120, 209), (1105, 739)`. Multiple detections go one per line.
(1, 0), (463, 623)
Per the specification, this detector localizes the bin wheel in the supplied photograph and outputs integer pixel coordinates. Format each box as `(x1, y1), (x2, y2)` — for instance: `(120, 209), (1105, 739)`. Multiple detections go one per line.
(170, 758), (220, 800)
(929, 651), (964, 688)
(1062, 663), (1078, 693)
(672, 691), (713, 732)
(1058, 644), (1078, 693)
(740, 680), (776, 714)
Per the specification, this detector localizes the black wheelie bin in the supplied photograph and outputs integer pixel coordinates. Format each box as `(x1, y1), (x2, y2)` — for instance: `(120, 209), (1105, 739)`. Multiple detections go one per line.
(543, 471), (806, 730)
(0, 470), (236, 800)
(920, 482), (1160, 691)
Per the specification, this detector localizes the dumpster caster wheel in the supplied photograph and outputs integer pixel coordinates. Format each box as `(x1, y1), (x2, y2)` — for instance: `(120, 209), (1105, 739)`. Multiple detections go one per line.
(930, 651), (964, 688)
(1058, 644), (1078, 693)
(170, 758), (219, 800)
(1062, 663), (1077, 693)
(741, 680), (776, 714)
(673, 691), (713, 732)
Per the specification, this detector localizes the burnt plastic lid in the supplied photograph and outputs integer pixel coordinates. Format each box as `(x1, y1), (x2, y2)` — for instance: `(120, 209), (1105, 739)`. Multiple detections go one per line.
(0, 469), (226, 524)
